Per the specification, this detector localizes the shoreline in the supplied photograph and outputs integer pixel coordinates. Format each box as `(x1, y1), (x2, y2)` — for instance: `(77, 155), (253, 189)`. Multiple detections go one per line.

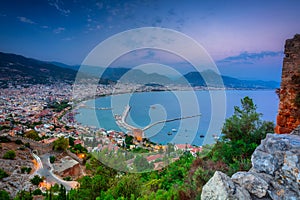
(67, 88), (277, 147)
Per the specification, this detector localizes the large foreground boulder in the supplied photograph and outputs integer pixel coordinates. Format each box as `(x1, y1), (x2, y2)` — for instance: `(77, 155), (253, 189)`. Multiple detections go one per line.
(201, 171), (251, 200)
(201, 132), (300, 199)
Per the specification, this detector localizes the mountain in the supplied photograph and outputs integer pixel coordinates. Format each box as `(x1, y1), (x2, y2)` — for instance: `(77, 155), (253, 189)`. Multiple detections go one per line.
(0, 52), (280, 89)
(0, 52), (115, 88)
(183, 70), (280, 89)
(0, 52), (78, 87)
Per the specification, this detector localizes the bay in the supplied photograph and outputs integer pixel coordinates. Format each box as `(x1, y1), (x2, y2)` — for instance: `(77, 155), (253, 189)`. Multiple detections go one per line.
(75, 90), (278, 146)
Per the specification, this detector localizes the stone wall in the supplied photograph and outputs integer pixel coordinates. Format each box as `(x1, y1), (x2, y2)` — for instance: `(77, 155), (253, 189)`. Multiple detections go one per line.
(275, 34), (300, 133)
(6, 135), (53, 154)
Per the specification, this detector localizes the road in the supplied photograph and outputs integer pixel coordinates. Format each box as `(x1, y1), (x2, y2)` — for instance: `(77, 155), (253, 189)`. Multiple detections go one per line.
(32, 153), (78, 191)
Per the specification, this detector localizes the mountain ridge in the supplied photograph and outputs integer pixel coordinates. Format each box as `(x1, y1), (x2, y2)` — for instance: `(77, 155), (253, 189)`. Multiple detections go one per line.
(0, 52), (279, 89)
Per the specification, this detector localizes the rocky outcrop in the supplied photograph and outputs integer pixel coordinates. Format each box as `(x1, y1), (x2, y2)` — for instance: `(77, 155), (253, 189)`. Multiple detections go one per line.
(201, 132), (300, 200)
(275, 34), (300, 134)
(201, 171), (251, 200)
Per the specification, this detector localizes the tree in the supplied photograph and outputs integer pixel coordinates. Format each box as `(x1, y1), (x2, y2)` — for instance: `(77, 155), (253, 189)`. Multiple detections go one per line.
(69, 137), (75, 147)
(222, 96), (274, 144)
(3, 150), (16, 159)
(111, 174), (141, 199)
(14, 190), (32, 200)
(133, 155), (153, 172)
(0, 190), (10, 200)
(30, 175), (43, 186)
(15, 139), (23, 145)
(0, 168), (8, 179)
(50, 155), (56, 163)
(125, 135), (133, 147)
(24, 129), (41, 141)
(209, 96), (274, 173)
(33, 188), (42, 195)
(53, 137), (69, 151)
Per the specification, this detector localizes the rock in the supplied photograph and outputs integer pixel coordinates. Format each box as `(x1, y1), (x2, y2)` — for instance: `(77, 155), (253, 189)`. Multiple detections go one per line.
(251, 150), (278, 175)
(291, 125), (300, 135)
(201, 171), (251, 200)
(251, 133), (300, 199)
(232, 171), (269, 198)
(201, 133), (300, 200)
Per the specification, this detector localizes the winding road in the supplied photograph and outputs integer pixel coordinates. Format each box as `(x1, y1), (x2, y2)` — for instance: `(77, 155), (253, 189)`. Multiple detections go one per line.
(31, 153), (78, 190)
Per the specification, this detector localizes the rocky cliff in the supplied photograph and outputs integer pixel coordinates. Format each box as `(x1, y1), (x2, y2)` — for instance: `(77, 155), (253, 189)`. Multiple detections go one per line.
(201, 130), (300, 200)
(275, 34), (300, 134)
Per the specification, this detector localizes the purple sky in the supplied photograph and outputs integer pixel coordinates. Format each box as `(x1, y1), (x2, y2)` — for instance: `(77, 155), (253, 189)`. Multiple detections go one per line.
(1, 0), (300, 81)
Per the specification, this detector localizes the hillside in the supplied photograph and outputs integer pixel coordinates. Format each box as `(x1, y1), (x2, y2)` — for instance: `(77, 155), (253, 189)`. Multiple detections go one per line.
(0, 52), (280, 89)
(0, 52), (78, 87)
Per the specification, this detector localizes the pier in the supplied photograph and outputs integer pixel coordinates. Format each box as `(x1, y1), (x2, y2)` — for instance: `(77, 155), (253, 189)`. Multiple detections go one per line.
(115, 105), (137, 131)
(115, 105), (201, 136)
(81, 105), (112, 110)
(142, 114), (201, 131)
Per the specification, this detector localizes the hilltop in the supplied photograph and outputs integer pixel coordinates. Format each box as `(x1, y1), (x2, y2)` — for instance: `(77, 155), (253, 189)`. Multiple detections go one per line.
(0, 52), (279, 89)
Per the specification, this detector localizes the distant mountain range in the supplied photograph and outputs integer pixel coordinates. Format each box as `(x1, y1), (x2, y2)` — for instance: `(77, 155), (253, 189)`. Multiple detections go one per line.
(0, 52), (280, 89)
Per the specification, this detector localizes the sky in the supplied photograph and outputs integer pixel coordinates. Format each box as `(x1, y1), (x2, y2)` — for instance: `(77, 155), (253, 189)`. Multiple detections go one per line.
(1, 0), (300, 81)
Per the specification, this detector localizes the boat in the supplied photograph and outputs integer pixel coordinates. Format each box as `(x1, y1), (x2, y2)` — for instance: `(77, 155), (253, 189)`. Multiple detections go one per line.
(200, 134), (205, 138)
(172, 128), (177, 132)
(167, 132), (172, 135)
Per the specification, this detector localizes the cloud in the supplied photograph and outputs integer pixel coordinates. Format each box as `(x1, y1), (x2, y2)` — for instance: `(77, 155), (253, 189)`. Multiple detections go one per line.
(41, 25), (49, 29)
(62, 37), (74, 41)
(218, 51), (283, 64)
(48, 0), (70, 16)
(53, 27), (65, 34)
(17, 16), (36, 24)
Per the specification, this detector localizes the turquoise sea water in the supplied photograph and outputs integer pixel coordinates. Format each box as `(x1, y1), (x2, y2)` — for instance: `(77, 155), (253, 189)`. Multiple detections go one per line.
(75, 90), (278, 146)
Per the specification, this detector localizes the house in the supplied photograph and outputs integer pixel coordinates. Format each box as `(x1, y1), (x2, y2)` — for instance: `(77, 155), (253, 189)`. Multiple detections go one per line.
(53, 156), (81, 177)
(174, 144), (193, 151)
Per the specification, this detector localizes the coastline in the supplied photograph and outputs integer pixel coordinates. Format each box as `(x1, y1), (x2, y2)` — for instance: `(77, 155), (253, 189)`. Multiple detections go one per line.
(68, 88), (277, 147)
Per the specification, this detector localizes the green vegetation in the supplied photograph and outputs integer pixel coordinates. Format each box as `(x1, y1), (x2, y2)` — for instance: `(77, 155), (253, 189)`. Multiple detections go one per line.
(50, 155), (56, 163)
(0, 168), (9, 179)
(14, 190), (33, 200)
(21, 166), (32, 174)
(32, 188), (42, 196)
(133, 155), (154, 171)
(208, 96), (274, 174)
(48, 100), (70, 112)
(24, 129), (41, 141)
(30, 175), (43, 186)
(70, 144), (88, 154)
(15, 139), (23, 145)
(0, 136), (11, 143)
(3, 150), (16, 159)
(0, 190), (10, 200)
(53, 137), (69, 151)
(7, 96), (272, 200)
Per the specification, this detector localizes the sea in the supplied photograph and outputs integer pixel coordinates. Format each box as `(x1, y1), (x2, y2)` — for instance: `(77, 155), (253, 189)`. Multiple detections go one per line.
(75, 90), (279, 146)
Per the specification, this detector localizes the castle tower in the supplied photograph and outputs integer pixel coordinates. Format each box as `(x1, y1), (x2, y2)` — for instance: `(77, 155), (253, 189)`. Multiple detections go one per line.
(275, 34), (300, 133)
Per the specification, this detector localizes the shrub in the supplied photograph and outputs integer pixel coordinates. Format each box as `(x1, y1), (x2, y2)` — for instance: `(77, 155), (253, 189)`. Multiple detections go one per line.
(32, 188), (42, 195)
(0, 190), (10, 200)
(53, 137), (69, 151)
(209, 97), (274, 174)
(0, 136), (11, 143)
(15, 139), (23, 145)
(63, 176), (72, 181)
(3, 150), (16, 159)
(21, 167), (31, 174)
(30, 175), (43, 186)
(50, 155), (55, 163)
(24, 142), (30, 148)
(0, 168), (9, 179)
